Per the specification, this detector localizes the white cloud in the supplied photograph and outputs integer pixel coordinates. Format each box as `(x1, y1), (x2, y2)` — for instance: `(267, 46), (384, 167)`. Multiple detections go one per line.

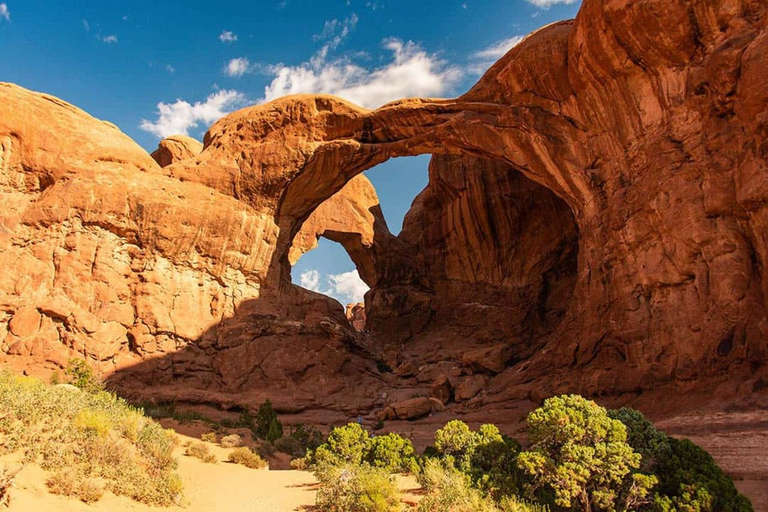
(328, 270), (368, 304)
(472, 36), (525, 61)
(525, 0), (580, 8)
(97, 34), (119, 44)
(219, 30), (238, 43)
(166, 64), (175, 74)
(467, 35), (524, 75)
(261, 38), (462, 108)
(299, 269), (368, 304)
(224, 57), (251, 77)
(300, 269), (321, 292)
(139, 89), (247, 138)
(313, 13), (358, 51)
(0, 3), (10, 21)
(82, 19), (90, 31)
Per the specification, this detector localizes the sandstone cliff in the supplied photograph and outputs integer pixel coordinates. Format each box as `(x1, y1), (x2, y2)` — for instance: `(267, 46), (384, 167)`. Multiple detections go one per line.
(0, 0), (766, 430)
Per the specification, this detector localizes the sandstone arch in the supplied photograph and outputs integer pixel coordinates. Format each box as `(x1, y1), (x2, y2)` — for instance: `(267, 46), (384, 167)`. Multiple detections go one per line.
(0, 0), (765, 426)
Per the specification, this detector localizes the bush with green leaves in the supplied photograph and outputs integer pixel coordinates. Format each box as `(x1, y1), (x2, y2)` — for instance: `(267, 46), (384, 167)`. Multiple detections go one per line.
(0, 370), (182, 505)
(64, 358), (104, 393)
(417, 458), (544, 512)
(429, 420), (523, 499)
(315, 463), (401, 512)
(610, 407), (752, 511)
(275, 435), (305, 457)
(289, 423), (324, 452)
(517, 395), (657, 510)
(254, 400), (283, 442)
(312, 423), (371, 467)
(310, 423), (417, 474)
(366, 433), (418, 473)
(652, 438), (751, 512)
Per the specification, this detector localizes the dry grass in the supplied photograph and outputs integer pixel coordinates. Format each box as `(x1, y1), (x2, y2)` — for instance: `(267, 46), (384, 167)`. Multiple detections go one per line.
(185, 443), (217, 464)
(228, 447), (268, 469)
(0, 369), (183, 506)
(220, 434), (243, 448)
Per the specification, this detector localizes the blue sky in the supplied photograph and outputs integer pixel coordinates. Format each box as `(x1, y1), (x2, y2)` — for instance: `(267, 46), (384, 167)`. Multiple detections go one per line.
(0, 0), (581, 304)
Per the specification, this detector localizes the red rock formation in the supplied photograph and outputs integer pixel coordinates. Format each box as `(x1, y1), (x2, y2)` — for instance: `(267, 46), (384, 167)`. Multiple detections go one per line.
(345, 302), (367, 331)
(0, 0), (766, 456)
(150, 135), (203, 167)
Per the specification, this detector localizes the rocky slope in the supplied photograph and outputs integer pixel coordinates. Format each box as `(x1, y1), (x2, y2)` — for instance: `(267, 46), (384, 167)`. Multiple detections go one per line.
(1, 0), (767, 501)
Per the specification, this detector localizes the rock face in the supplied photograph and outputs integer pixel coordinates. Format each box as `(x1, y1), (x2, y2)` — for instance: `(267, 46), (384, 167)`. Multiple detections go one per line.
(150, 135), (203, 167)
(0, 0), (767, 436)
(345, 303), (367, 332)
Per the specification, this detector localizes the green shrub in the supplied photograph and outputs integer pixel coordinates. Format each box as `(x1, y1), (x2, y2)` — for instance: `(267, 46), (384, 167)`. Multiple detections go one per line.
(275, 435), (305, 457)
(185, 442), (217, 464)
(651, 438), (752, 512)
(366, 433), (418, 473)
(430, 420), (523, 498)
(64, 358), (103, 393)
(417, 460), (495, 512)
(611, 407), (752, 511)
(254, 400), (283, 442)
(0, 370), (182, 506)
(517, 395), (656, 510)
(258, 441), (276, 458)
(497, 495), (551, 512)
(313, 423), (371, 467)
(315, 463), (401, 512)
(291, 456), (309, 470)
(228, 447), (268, 469)
(289, 423), (324, 451)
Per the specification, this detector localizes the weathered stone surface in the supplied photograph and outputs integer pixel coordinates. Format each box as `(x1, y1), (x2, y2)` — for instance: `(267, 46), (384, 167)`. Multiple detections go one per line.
(389, 397), (434, 420)
(0, 1), (767, 502)
(345, 302), (366, 331)
(430, 375), (452, 405)
(454, 375), (487, 403)
(150, 135), (203, 167)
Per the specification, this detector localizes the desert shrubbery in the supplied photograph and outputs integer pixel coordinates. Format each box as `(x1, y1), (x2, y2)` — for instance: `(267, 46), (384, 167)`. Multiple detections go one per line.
(185, 442), (217, 463)
(220, 433), (243, 448)
(315, 463), (401, 512)
(46, 468), (105, 504)
(310, 423), (417, 474)
(413, 396), (751, 512)
(0, 367), (183, 506)
(228, 447), (268, 469)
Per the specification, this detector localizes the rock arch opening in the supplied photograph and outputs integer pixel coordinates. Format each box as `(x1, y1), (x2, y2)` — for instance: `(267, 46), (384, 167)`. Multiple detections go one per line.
(287, 149), (580, 370)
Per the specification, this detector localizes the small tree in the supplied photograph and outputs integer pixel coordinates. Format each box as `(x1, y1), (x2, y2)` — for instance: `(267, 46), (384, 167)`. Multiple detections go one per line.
(64, 359), (103, 393)
(366, 432), (418, 473)
(517, 395), (656, 510)
(313, 423), (371, 467)
(254, 400), (283, 442)
(431, 420), (523, 499)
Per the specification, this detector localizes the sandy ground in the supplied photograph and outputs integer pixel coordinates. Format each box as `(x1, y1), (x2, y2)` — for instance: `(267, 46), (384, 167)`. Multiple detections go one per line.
(2, 425), (421, 512)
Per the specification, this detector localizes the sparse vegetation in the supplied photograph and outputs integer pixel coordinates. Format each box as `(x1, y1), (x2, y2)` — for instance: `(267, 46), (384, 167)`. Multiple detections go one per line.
(46, 468), (105, 504)
(0, 368), (182, 505)
(315, 463), (401, 512)
(220, 433), (243, 448)
(0, 465), (24, 506)
(63, 358), (104, 393)
(185, 442), (217, 464)
(274, 435), (304, 457)
(228, 447), (268, 469)
(201, 431), (218, 443)
(255, 399), (283, 442)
